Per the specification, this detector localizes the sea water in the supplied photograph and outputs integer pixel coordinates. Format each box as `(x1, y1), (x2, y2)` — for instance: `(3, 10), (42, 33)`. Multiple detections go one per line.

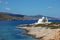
(0, 20), (37, 40)
(0, 20), (60, 40)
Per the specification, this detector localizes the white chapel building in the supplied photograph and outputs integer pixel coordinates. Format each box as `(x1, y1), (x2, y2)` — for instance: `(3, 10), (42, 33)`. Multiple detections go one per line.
(34, 17), (51, 24)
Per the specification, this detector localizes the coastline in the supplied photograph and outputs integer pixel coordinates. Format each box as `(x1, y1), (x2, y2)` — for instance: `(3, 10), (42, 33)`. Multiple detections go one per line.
(17, 27), (40, 40)
(17, 26), (60, 40)
(17, 27), (39, 40)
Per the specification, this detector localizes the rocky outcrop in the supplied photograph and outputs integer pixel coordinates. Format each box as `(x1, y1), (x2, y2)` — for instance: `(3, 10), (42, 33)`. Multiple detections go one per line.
(17, 27), (60, 40)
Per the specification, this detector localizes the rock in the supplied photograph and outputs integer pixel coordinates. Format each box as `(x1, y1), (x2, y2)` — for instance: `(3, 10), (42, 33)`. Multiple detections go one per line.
(17, 27), (60, 40)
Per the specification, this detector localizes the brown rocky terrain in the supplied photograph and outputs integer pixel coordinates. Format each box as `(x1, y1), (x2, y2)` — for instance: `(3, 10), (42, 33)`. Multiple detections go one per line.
(17, 27), (60, 40)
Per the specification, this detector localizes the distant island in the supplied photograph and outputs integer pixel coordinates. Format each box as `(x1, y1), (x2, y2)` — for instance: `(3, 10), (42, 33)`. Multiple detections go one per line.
(0, 12), (59, 20)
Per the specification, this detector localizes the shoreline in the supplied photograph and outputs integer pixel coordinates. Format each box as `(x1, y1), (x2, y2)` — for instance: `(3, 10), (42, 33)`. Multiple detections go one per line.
(17, 27), (38, 40)
(17, 27), (40, 40)
(17, 27), (60, 40)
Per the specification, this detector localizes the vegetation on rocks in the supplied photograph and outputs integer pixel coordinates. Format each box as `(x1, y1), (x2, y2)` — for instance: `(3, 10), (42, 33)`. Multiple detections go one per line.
(36, 22), (60, 29)
(22, 22), (60, 29)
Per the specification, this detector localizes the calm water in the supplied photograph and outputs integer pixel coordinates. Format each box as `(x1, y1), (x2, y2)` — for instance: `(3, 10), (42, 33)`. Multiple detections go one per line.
(0, 20), (60, 40)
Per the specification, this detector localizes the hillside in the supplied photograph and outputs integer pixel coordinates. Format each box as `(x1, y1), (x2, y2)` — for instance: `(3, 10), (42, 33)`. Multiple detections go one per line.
(0, 12), (24, 20)
(0, 12), (59, 20)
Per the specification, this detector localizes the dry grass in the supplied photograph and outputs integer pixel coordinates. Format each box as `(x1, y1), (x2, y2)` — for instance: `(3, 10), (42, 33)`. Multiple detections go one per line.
(24, 22), (60, 29)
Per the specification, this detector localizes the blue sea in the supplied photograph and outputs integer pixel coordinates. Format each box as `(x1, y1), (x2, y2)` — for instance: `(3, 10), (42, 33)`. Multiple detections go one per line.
(0, 20), (60, 40)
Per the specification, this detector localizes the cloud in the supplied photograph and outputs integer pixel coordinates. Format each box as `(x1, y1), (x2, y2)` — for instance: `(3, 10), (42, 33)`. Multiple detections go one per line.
(0, 0), (9, 4)
(5, 2), (9, 4)
(48, 6), (53, 9)
(0, 1), (9, 5)
(5, 7), (11, 11)
(0, 0), (2, 3)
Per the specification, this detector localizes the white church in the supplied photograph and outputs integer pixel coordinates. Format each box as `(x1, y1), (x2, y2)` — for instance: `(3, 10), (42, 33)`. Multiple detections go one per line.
(34, 17), (51, 24)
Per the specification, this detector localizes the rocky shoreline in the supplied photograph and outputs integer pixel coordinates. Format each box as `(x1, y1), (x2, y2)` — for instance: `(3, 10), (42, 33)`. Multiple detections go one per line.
(17, 26), (60, 40)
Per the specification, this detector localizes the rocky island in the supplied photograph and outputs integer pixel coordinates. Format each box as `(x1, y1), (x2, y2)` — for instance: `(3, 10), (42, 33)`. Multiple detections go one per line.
(17, 17), (60, 40)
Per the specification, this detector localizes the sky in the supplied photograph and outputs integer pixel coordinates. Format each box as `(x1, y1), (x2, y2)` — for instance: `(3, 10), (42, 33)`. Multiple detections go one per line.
(0, 0), (60, 18)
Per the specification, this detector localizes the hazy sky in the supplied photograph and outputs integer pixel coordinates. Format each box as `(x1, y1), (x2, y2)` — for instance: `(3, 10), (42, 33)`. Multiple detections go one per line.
(0, 0), (60, 18)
